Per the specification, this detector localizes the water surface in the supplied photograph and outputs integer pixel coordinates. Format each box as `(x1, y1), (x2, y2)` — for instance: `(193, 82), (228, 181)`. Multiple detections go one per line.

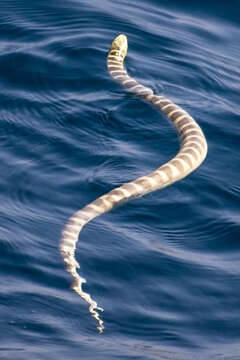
(1, 0), (240, 359)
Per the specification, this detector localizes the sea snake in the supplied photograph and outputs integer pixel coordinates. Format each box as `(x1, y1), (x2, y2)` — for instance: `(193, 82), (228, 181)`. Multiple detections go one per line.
(60, 34), (208, 333)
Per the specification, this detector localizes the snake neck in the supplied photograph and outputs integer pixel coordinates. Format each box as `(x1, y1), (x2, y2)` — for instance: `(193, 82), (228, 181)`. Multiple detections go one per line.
(107, 36), (153, 97)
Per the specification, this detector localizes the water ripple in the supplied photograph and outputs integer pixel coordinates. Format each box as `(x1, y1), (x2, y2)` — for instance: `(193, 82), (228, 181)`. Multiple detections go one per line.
(0, 0), (239, 359)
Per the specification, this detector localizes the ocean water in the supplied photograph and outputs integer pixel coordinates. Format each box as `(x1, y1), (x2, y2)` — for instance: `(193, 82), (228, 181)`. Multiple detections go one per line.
(1, 0), (240, 359)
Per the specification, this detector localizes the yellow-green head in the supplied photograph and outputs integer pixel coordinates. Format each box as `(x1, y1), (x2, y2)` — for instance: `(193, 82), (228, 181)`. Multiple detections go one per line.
(109, 34), (128, 61)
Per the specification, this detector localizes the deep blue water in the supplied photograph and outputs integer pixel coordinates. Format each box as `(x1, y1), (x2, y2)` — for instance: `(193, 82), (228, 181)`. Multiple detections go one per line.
(1, 0), (240, 359)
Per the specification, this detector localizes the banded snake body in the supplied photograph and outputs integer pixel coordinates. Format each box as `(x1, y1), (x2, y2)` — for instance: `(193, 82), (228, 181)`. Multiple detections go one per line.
(60, 34), (208, 333)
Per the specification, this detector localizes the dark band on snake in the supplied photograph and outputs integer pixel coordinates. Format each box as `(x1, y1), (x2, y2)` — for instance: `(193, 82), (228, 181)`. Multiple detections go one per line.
(60, 34), (208, 333)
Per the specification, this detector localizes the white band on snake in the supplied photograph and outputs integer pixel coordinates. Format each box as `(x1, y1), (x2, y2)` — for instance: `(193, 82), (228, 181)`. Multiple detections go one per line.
(60, 34), (208, 333)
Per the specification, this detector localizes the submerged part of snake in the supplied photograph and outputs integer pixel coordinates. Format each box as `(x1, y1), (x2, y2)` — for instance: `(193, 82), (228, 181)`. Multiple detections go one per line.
(60, 34), (208, 333)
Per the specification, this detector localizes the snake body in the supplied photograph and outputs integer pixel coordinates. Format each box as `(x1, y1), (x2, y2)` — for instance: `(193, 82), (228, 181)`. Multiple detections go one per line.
(60, 34), (208, 332)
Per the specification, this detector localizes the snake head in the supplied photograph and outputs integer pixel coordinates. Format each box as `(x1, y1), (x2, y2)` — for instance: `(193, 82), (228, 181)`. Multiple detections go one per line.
(110, 34), (128, 60)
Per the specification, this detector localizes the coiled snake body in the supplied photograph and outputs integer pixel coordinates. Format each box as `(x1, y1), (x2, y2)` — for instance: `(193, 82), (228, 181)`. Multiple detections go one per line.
(60, 34), (208, 332)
